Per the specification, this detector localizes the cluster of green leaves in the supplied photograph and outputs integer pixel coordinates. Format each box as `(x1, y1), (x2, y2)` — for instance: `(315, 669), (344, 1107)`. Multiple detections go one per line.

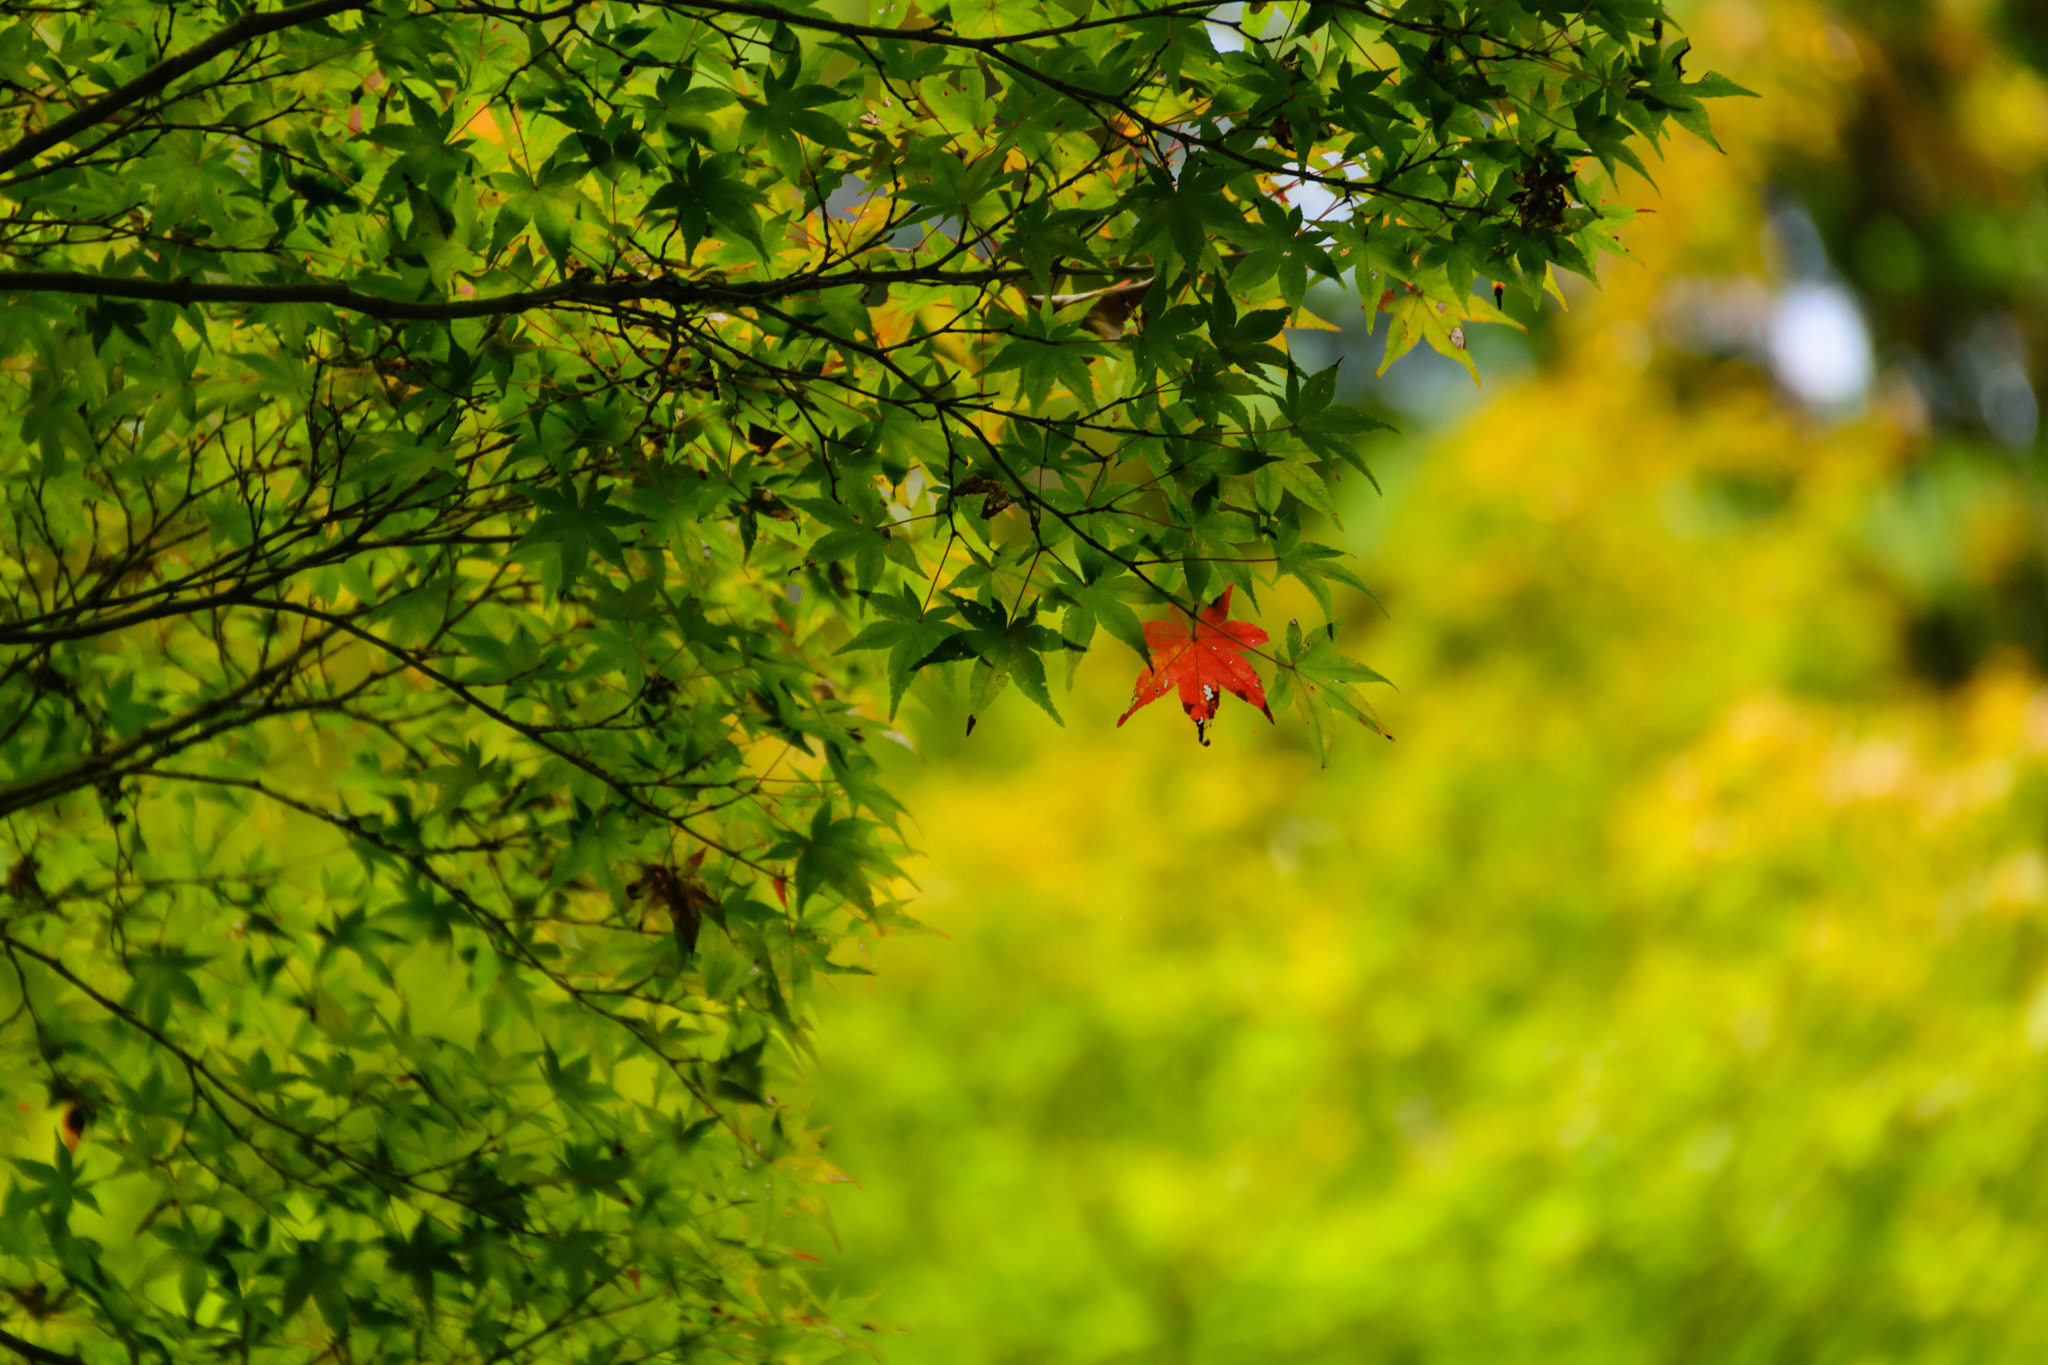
(0, 0), (1729, 1361)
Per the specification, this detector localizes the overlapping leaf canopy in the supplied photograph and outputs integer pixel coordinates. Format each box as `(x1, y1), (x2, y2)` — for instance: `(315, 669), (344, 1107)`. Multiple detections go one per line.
(0, 1), (1733, 1361)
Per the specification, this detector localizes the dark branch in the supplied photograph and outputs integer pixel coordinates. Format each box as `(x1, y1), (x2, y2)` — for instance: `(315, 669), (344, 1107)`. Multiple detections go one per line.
(0, 269), (635, 320)
(0, 1327), (81, 1365)
(0, 0), (368, 178)
(0, 639), (321, 818)
(0, 264), (1078, 320)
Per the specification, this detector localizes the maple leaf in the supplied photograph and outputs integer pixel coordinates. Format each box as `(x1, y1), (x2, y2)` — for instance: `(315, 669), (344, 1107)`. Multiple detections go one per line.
(1369, 276), (1534, 386)
(1117, 587), (1274, 745)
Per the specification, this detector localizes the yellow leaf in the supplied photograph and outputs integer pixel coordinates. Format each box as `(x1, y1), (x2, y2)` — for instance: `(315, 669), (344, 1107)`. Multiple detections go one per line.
(1374, 286), (1526, 386)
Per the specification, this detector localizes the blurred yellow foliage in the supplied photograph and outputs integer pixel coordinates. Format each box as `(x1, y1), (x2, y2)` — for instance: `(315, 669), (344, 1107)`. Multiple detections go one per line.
(803, 2), (2048, 1361)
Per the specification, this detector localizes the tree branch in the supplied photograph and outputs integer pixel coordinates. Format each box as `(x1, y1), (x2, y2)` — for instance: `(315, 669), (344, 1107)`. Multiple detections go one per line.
(0, 269), (626, 320)
(0, 635), (324, 819)
(0, 265), (1063, 321)
(0, 1327), (81, 1365)
(0, 0), (368, 178)
(1023, 275), (1154, 307)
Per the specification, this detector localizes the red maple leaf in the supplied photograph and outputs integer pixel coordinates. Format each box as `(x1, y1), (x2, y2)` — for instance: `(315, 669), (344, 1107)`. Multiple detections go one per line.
(1117, 587), (1274, 745)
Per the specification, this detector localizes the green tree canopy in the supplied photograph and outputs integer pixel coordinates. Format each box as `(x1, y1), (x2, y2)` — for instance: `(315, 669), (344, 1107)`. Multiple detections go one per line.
(0, 2), (1734, 1361)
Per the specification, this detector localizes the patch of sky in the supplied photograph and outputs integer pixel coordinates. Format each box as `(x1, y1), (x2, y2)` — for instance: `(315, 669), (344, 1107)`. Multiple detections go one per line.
(818, 173), (957, 250)
(1761, 201), (1874, 416)
(1205, 2), (1245, 53)
(1658, 196), (1886, 422)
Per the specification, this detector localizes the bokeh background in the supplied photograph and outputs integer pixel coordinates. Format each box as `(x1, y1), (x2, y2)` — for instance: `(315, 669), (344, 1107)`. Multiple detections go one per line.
(805, 1), (2048, 1360)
